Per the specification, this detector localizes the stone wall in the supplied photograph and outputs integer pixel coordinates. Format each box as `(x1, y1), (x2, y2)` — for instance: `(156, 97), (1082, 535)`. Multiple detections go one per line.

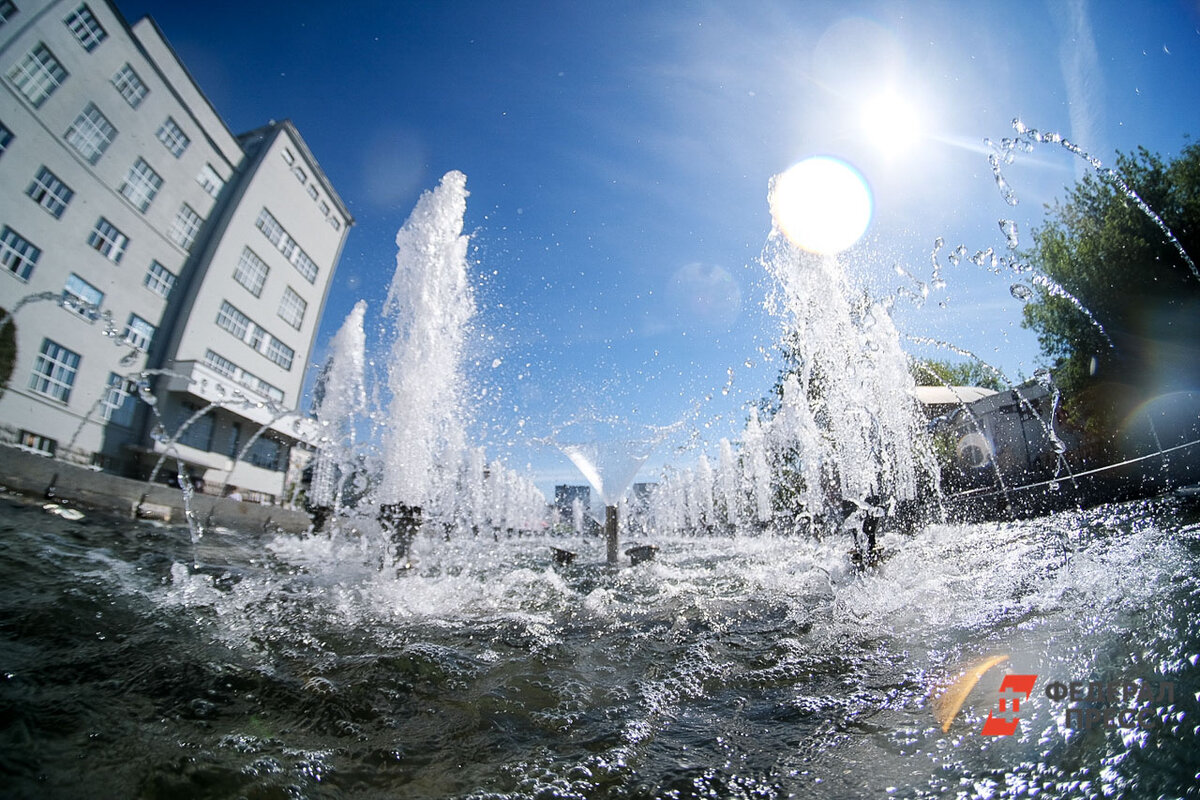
(0, 445), (313, 533)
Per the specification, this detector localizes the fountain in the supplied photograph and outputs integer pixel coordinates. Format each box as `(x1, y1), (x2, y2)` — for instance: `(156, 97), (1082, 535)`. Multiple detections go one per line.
(2, 127), (1199, 800)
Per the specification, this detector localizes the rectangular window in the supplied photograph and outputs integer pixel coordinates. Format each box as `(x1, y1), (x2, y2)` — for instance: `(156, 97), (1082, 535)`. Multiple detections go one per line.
(111, 63), (147, 108)
(196, 163), (224, 198)
(245, 436), (284, 471)
(1, 226), (40, 280)
(175, 401), (214, 451)
(156, 117), (189, 157)
(291, 165), (307, 184)
(120, 158), (162, 212)
(19, 430), (57, 457)
(266, 338), (294, 370)
(0, 120), (12, 157)
(203, 350), (283, 402)
(64, 3), (106, 51)
(277, 287), (306, 329)
(233, 247), (269, 296)
(29, 338), (80, 402)
(122, 313), (155, 351)
(319, 200), (330, 216)
(0, 0), (17, 26)
(65, 102), (116, 164)
(143, 260), (175, 298)
(169, 203), (201, 250)
(26, 166), (74, 218)
(88, 217), (127, 263)
(203, 349), (236, 378)
(306, 184), (318, 201)
(328, 217), (341, 231)
(8, 43), (68, 107)
(255, 207), (318, 283)
(281, 148), (295, 166)
(62, 273), (103, 319)
(216, 300), (250, 340)
(101, 373), (136, 426)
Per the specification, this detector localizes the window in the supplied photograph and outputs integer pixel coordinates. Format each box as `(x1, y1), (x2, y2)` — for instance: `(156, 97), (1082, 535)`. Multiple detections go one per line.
(0, 120), (12, 157)
(277, 287), (306, 329)
(245, 436), (284, 471)
(62, 273), (103, 319)
(156, 117), (189, 157)
(169, 204), (201, 250)
(196, 164), (224, 198)
(19, 430), (57, 457)
(203, 350), (284, 403)
(64, 4), (106, 51)
(88, 217), (127, 263)
(255, 208), (318, 283)
(8, 43), (67, 107)
(122, 313), (155, 350)
(216, 301), (250, 340)
(203, 349), (236, 378)
(328, 217), (341, 231)
(111, 63), (147, 108)
(266, 338), (293, 370)
(0, 0), (17, 26)
(281, 148), (295, 166)
(306, 184), (318, 201)
(1, 226), (40, 280)
(65, 103), (116, 164)
(143, 260), (175, 298)
(26, 166), (74, 218)
(101, 373), (136, 426)
(233, 247), (269, 296)
(319, 200), (330, 216)
(291, 165), (306, 184)
(120, 158), (162, 212)
(175, 401), (214, 451)
(29, 338), (80, 402)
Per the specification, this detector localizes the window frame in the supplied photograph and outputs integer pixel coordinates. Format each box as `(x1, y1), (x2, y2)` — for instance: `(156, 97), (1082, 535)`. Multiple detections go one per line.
(29, 338), (80, 403)
(7, 42), (68, 108)
(1, 226), (41, 280)
(26, 165), (74, 218)
(65, 102), (116, 164)
(87, 217), (128, 263)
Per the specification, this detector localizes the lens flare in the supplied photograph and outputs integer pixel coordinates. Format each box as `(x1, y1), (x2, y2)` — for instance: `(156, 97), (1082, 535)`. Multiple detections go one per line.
(769, 157), (873, 254)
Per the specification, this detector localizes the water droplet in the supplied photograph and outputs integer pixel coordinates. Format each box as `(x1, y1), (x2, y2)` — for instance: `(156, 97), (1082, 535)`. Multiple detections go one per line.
(1010, 284), (1033, 301)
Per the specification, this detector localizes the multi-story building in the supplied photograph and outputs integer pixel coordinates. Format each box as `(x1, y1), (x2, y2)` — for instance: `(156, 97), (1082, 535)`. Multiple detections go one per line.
(0, 0), (352, 502)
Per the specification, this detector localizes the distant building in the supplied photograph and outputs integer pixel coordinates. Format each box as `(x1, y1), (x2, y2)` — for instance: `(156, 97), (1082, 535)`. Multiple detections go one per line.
(913, 385), (998, 420)
(0, 0), (352, 502)
(554, 484), (589, 519)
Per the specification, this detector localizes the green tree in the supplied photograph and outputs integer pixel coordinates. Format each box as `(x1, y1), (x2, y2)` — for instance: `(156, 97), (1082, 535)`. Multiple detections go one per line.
(909, 358), (1005, 391)
(0, 309), (15, 400)
(1021, 142), (1200, 427)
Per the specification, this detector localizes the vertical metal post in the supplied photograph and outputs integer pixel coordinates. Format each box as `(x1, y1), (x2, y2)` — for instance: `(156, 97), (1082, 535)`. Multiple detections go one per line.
(605, 504), (619, 565)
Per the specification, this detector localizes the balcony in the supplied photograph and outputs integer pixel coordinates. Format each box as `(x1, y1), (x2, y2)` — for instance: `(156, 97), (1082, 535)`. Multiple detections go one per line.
(162, 360), (318, 444)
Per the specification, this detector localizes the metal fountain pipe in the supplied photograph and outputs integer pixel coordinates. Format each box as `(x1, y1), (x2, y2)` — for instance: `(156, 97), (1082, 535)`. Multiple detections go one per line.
(605, 505), (619, 565)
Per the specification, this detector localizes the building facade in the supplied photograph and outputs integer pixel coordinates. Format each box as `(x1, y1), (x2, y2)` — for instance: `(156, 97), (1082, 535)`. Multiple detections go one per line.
(0, 0), (351, 502)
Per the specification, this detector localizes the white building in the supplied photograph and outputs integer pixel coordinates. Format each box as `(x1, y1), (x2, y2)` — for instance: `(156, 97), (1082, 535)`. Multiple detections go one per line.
(0, 0), (352, 502)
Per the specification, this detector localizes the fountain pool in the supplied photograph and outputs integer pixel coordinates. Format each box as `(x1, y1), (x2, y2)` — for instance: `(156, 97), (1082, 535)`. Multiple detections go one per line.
(1, 493), (1198, 798)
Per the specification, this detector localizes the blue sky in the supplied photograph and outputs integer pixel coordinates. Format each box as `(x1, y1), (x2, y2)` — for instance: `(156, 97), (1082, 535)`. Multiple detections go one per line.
(123, 0), (1200, 499)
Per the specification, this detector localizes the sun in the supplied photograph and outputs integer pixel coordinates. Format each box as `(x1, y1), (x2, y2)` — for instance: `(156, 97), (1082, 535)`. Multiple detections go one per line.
(768, 157), (873, 254)
(859, 89), (921, 157)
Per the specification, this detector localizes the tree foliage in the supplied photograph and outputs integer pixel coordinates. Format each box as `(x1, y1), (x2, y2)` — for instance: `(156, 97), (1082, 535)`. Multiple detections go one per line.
(909, 358), (1005, 392)
(0, 309), (14, 400)
(1021, 142), (1200, 419)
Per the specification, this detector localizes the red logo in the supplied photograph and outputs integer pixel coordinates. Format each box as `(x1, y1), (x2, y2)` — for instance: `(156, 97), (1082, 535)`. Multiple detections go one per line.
(981, 674), (1038, 735)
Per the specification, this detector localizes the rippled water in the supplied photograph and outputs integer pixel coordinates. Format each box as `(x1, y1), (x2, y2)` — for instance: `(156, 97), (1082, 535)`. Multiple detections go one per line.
(2, 495), (1198, 799)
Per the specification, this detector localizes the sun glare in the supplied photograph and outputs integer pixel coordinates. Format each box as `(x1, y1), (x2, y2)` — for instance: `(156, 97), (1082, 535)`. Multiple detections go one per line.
(769, 157), (873, 254)
(859, 90), (921, 157)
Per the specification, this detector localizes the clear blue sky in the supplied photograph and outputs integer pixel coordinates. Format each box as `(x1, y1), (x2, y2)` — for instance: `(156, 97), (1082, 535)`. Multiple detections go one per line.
(122, 0), (1200, 499)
